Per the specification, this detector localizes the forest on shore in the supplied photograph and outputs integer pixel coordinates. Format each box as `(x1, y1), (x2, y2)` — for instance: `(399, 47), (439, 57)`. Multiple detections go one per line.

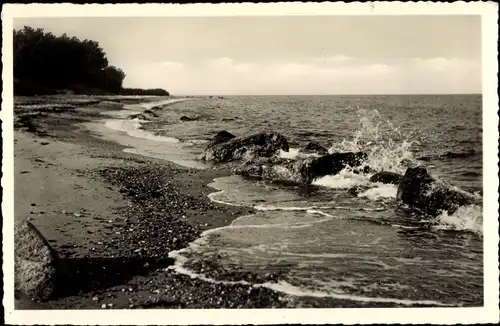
(13, 26), (169, 96)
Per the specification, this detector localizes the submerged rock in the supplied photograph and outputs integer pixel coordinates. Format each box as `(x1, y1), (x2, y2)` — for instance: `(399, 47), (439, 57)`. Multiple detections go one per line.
(396, 166), (477, 216)
(300, 142), (329, 155)
(234, 152), (368, 185)
(369, 171), (403, 185)
(200, 132), (290, 163)
(15, 221), (58, 301)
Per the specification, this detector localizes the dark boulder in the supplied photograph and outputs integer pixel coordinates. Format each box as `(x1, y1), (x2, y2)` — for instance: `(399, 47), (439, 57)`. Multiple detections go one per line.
(207, 131), (236, 148)
(180, 115), (198, 121)
(396, 166), (477, 216)
(369, 171), (403, 185)
(200, 132), (290, 163)
(143, 109), (159, 118)
(300, 142), (329, 155)
(233, 152), (368, 185)
(128, 113), (149, 120)
(353, 165), (374, 175)
(298, 152), (368, 183)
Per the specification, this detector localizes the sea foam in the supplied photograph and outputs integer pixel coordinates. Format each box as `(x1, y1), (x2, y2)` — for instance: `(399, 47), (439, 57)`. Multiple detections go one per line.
(435, 204), (483, 235)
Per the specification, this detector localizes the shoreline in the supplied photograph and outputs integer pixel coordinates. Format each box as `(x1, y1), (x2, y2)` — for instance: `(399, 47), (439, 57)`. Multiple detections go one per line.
(12, 96), (468, 309)
(13, 97), (293, 309)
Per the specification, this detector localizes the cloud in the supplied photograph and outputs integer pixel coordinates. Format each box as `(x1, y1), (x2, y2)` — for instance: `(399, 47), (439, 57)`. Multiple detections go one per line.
(123, 56), (481, 95)
(205, 57), (234, 69)
(314, 55), (353, 64)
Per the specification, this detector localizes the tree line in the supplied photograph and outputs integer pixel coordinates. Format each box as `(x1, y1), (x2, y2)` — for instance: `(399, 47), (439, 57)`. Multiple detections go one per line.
(13, 26), (169, 96)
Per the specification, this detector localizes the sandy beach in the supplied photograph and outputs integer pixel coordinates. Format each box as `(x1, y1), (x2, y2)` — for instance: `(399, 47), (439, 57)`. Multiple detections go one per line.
(13, 97), (289, 309)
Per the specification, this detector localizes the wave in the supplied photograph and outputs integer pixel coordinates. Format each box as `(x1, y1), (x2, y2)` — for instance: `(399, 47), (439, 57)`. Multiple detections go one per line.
(262, 280), (453, 306)
(312, 169), (370, 189)
(418, 149), (479, 161)
(434, 204), (483, 235)
(278, 147), (321, 160)
(327, 109), (416, 174)
(167, 220), (453, 307)
(105, 119), (180, 143)
(168, 237), (454, 306)
(182, 139), (209, 147)
(357, 183), (398, 200)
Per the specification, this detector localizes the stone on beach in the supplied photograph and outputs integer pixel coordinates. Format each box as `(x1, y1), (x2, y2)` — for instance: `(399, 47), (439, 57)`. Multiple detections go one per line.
(396, 166), (477, 216)
(15, 221), (58, 301)
(200, 132), (290, 163)
(369, 171), (403, 185)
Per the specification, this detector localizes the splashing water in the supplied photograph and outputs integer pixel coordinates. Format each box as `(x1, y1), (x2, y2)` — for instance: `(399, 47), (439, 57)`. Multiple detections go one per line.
(435, 204), (483, 235)
(329, 109), (417, 174)
(313, 169), (370, 189)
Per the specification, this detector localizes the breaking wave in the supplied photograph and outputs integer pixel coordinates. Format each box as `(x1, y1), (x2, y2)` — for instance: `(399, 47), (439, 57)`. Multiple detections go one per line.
(328, 109), (417, 174)
(435, 204), (483, 235)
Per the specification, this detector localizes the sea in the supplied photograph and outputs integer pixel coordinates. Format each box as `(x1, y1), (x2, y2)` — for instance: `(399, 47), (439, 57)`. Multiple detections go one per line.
(89, 94), (483, 307)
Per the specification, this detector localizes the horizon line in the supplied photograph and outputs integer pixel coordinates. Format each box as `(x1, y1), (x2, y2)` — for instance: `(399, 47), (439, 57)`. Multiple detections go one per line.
(171, 93), (482, 97)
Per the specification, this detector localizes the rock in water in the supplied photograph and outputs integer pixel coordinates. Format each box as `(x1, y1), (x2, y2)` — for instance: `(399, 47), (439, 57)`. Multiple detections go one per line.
(207, 130), (236, 148)
(299, 152), (368, 183)
(128, 113), (149, 120)
(234, 152), (367, 185)
(15, 221), (58, 301)
(396, 166), (476, 216)
(300, 142), (329, 155)
(200, 132), (290, 163)
(369, 171), (403, 185)
(142, 109), (159, 118)
(180, 115), (198, 121)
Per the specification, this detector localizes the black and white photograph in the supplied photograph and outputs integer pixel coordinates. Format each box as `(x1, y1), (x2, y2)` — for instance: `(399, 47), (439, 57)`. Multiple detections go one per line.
(2, 3), (499, 325)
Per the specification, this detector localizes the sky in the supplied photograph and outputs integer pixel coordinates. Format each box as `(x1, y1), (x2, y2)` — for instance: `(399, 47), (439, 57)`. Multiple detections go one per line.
(14, 16), (482, 95)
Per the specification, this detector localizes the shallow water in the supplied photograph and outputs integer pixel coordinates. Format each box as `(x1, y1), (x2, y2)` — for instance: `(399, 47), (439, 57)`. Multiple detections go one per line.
(95, 95), (483, 306)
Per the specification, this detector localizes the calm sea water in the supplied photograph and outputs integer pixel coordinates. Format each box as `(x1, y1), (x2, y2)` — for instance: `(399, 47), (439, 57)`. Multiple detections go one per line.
(100, 95), (483, 307)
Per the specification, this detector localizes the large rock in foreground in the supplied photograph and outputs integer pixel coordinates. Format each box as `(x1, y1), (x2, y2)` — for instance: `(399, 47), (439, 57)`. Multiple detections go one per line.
(234, 152), (368, 185)
(200, 132), (290, 163)
(396, 166), (477, 216)
(15, 221), (58, 301)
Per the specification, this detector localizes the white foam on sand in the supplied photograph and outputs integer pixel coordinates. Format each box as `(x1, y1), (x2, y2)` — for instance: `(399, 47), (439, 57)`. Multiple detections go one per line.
(261, 280), (453, 306)
(105, 119), (180, 143)
(167, 230), (452, 307)
(84, 97), (210, 169)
